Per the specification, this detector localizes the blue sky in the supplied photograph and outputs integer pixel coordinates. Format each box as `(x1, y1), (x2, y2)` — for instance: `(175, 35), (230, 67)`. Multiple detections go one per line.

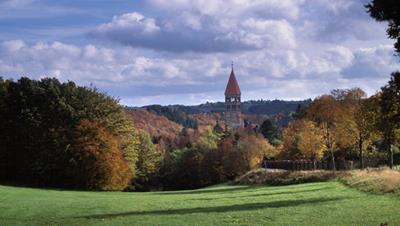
(0, 0), (398, 106)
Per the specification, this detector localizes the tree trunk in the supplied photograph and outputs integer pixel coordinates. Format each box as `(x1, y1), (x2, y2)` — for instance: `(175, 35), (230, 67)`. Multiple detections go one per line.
(389, 142), (394, 169)
(330, 149), (336, 171)
(359, 136), (364, 169)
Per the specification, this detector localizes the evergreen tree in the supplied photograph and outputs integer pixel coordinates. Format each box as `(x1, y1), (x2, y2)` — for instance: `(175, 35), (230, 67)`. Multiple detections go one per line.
(259, 119), (281, 143)
(367, 0), (400, 54)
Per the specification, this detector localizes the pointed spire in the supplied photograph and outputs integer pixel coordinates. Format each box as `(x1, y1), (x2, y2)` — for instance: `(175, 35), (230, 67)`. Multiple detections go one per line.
(225, 64), (241, 95)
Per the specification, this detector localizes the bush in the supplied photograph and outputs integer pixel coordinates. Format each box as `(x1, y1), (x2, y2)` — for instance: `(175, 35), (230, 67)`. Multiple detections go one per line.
(235, 169), (339, 185)
(161, 129), (277, 190)
(236, 167), (400, 195)
(340, 168), (400, 194)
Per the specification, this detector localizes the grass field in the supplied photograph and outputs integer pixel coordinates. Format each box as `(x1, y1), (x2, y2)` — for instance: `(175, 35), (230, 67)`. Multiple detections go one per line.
(1, 182), (399, 226)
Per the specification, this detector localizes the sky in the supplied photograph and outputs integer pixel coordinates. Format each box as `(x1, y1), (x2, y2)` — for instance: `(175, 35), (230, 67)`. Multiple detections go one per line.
(0, 0), (398, 106)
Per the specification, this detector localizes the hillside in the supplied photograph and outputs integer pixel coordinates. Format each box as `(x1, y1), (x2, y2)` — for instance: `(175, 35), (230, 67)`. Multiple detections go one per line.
(192, 113), (225, 131)
(1, 182), (399, 226)
(168, 99), (311, 115)
(127, 99), (311, 130)
(125, 109), (183, 143)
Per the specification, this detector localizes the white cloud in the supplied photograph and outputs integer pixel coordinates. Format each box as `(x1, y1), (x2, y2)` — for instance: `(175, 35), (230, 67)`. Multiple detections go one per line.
(97, 12), (160, 34)
(1, 0), (398, 105)
(342, 45), (399, 78)
(90, 1), (301, 53)
(0, 39), (397, 105)
(148, 0), (304, 20)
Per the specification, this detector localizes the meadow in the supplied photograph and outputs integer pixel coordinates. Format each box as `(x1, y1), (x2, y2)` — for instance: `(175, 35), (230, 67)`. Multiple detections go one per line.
(1, 181), (399, 226)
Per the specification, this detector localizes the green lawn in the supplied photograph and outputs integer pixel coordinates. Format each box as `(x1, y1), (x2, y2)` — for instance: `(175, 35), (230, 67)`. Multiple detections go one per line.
(0, 182), (399, 226)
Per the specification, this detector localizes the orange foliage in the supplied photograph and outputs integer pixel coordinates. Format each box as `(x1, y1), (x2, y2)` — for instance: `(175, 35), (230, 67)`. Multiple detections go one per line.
(192, 113), (226, 132)
(125, 109), (182, 144)
(68, 119), (133, 191)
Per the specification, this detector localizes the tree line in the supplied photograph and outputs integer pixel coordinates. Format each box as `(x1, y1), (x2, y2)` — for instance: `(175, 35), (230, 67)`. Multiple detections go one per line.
(278, 73), (400, 169)
(0, 77), (273, 191)
(0, 73), (398, 191)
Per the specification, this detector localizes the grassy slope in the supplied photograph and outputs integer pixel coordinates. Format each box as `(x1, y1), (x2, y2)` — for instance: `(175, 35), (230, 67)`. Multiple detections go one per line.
(1, 182), (399, 226)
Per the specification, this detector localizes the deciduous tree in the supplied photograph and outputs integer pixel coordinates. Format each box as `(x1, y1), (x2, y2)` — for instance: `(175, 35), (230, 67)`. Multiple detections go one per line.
(379, 72), (400, 168)
(68, 119), (133, 191)
(306, 95), (341, 170)
(135, 130), (162, 189)
(297, 120), (326, 169)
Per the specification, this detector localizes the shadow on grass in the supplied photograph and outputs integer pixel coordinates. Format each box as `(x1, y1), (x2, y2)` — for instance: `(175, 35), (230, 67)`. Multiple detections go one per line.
(157, 185), (264, 195)
(77, 197), (346, 219)
(189, 186), (333, 201)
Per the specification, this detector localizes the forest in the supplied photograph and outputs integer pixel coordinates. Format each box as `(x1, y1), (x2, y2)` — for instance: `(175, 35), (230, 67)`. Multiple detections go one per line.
(0, 71), (399, 191)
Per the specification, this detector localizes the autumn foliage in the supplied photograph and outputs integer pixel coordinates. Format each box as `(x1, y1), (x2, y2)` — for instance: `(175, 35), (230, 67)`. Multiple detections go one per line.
(161, 128), (277, 190)
(0, 78), (137, 190)
(68, 119), (132, 190)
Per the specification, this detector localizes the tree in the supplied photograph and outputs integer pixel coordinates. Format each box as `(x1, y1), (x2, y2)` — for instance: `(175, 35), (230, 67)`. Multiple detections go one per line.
(0, 77), (138, 189)
(193, 127), (219, 151)
(224, 132), (274, 178)
(237, 133), (275, 170)
(297, 120), (326, 169)
(281, 119), (325, 167)
(293, 104), (308, 120)
(259, 119), (281, 143)
(213, 121), (224, 134)
(366, 0), (400, 54)
(135, 130), (162, 190)
(306, 95), (341, 170)
(0, 78), (9, 179)
(331, 88), (371, 167)
(68, 119), (133, 190)
(379, 72), (400, 168)
(355, 94), (381, 168)
(281, 120), (303, 159)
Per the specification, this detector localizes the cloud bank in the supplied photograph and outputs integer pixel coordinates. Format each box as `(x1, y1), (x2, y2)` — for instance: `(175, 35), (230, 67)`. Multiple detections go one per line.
(0, 0), (398, 105)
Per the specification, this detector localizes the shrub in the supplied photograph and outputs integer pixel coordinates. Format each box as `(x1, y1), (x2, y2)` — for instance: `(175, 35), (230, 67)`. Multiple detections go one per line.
(341, 168), (400, 194)
(235, 169), (339, 186)
(161, 129), (277, 190)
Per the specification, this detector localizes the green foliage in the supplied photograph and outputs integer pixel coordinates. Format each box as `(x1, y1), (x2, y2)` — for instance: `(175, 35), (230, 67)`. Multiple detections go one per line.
(259, 119), (281, 143)
(292, 103), (308, 120)
(0, 77), (136, 190)
(193, 127), (219, 151)
(213, 121), (224, 134)
(379, 72), (400, 168)
(367, 0), (400, 54)
(134, 130), (163, 190)
(161, 129), (275, 190)
(145, 105), (198, 129)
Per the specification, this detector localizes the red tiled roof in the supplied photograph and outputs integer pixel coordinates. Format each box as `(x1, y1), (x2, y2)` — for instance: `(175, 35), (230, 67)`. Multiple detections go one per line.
(225, 69), (241, 95)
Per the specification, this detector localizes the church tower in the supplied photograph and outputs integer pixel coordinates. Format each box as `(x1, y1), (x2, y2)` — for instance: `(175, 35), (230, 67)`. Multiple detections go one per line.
(224, 64), (242, 129)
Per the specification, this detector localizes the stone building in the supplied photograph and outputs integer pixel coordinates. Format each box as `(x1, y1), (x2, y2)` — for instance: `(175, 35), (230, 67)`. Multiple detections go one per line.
(224, 66), (242, 129)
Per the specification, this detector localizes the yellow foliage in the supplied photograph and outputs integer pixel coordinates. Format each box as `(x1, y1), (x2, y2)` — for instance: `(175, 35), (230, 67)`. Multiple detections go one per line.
(282, 119), (325, 161)
(297, 120), (326, 160)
